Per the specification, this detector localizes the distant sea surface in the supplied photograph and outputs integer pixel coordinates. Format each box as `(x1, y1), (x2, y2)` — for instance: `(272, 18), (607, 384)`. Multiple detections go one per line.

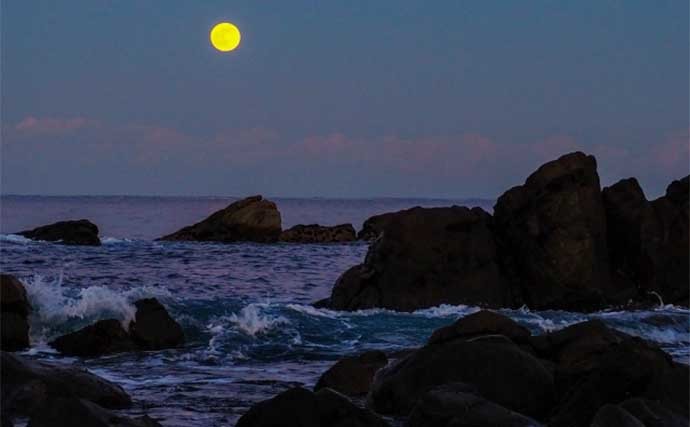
(1, 195), (688, 427)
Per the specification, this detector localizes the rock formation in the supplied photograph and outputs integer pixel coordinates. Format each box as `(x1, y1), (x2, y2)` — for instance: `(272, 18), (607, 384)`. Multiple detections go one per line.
(0, 274), (31, 351)
(18, 219), (101, 246)
(280, 224), (356, 243)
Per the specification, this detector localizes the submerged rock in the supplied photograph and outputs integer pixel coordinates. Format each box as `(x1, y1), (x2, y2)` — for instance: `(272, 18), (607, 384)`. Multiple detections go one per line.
(129, 298), (185, 350)
(0, 275), (31, 351)
(280, 224), (356, 243)
(49, 319), (136, 357)
(159, 195), (282, 243)
(27, 397), (162, 427)
(18, 219), (101, 246)
(236, 387), (389, 427)
(406, 383), (543, 427)
(1, 352), (131, 418)
(314, 350), (388, 396)
(326, 206), (514, 311)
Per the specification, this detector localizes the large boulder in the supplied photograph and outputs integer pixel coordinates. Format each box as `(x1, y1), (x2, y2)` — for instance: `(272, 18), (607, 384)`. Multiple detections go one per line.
(368, 333), (554, 418)
(493, 152), (614, 310)
(18, 219), (101, 246)
(406, 383), (543, 427)
(280, 224), (356, 243)
(590, 404), (645, 427)
(236, 387), (389, 427)
(314, 350), (388, 396)
(325, 206), (515, 311)
(602, 176), (689, 306)
(159, 195), (282, 243)
(128, 299), (184, 351)
(357, 212), (397, 240)
(1, 352), (131, 417)
(0, 275), (31, 351)
(49, 319), (136, 357)
(27, 397), (162, 427)
(427, 310), (530, 345)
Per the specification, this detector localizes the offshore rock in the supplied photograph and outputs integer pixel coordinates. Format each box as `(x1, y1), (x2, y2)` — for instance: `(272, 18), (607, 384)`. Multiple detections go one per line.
(49, 319), (136, 357)
(18, 219), (101, 246)
(280, 223), (356, 243)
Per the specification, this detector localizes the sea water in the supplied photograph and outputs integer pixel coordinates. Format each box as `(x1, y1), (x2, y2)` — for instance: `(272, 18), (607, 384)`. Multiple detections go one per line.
(1, 196), (688, 426)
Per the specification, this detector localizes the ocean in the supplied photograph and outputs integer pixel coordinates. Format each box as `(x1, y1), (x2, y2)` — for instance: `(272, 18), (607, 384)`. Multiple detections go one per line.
(1, 195), (688, 426)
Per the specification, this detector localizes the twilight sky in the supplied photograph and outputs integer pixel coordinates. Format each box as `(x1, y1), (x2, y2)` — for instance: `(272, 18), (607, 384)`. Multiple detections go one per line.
(1, 1), (688, 198)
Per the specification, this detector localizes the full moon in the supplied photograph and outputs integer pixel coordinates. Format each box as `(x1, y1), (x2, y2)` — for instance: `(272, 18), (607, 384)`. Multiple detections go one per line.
(210, 22), (241, 52)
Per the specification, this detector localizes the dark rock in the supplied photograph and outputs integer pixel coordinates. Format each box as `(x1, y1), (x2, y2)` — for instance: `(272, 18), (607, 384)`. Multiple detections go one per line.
(49, 319), (136, 357)
(549, 337), (689, 427)
(236, 387), (389, 427)
(280, 224), (356, 243)
(493, 152), (614, 311)
(327, 206), (515, 311)
(0, 275), (31, 351)
(129, 298), (184, 350)
(591, 404), (645, 427)
(357, 212), (398, 240)
(18, 219), (101, 246)
(602, 176), (689, 306)
(159, 195), (282, 243)
(314, 350), (388, 396)
(619, 398), (688, 427)
(406, 383), (543, 427)
(368, 333), (554, 418)
(428, 310), (530, 345)
(1, 352), (131, 417)
(27, 397), (162, 427)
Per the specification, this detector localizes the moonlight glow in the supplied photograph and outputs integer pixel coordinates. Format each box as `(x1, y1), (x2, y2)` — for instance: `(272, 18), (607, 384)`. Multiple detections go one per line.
(210, 22), (241, 52)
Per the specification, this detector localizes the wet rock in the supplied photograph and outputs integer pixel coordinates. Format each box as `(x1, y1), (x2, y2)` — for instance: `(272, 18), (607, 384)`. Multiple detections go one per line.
(327, 206), (514, 311)
(236, 387), (389, 427)
(428, 310), (530, 345)
(49, 319), (136, 357)
(280, 224), (356, 243)
(159, 195), (282, 243)
(357, 212), (398, 240)
(591, 404), (645, 427)
(28, 397), (162, 427)
(1, 352), (131, 417)
(0, 275), (31, 351)
(619, 398), (688, 427)
(406, 383), (543, 427)
(368, 332), (554, 418)
(128, 298), (184, 350)
(18, 219), (101, 246)
(493, 152), (614, 311)
(549, 337), (689, 427)
(314, 350), (388, 396)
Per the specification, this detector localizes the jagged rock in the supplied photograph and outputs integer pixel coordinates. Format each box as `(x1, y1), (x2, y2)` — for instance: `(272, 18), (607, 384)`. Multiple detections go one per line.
(428, 310), (530, 345)
(159, 195), (282, 243)
(0, 275), (31, 351)
(280, 224), (356, 243)
(49, 319), (136, 357)
(493, 152), (614, 310)
(236, 387), (389, 427)
(1, 352), (131, 418)
(368, 331), (554, 418)
(27, 397), (162, 427)
(406, 383), (543, 427)
(129, 298), (184, 351)
(326, 206), (514, 311)
(314, 350), (387, 396)
(18, 219), (101, 246)
(357, 212), (397, 240)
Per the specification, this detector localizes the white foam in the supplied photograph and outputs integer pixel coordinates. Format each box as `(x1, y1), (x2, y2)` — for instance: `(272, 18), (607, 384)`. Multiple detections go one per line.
(101, 237), (134, 245)
(0, 234), (33, 244)
(212, 303), (289, 337)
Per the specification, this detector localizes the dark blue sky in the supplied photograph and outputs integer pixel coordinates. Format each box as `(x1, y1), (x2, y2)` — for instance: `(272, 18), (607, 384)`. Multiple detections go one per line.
(2, 1), (688, 198)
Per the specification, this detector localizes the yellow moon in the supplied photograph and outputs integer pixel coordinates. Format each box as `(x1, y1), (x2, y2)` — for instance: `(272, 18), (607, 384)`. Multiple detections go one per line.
(210, 22), (241, 52)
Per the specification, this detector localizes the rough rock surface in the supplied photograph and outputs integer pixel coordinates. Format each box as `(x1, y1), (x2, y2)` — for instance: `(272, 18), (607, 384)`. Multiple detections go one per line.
(406, 383), (543, 427)
(280, 224), (356, 243)
(357, 212), (398, 240)
(27, 397), (162, 427)
(314, 350), (388, 396)
(236, 387), (389, 427)
(128, 298), (185, 350)
(0, 275), (31, 351)
(1, 352), (132, 418)
(427, 310), (530, 345)
(493, 152), (613, 310)
(326, 206), (514, 311)
(49, 319), (136, 357)
(159, 195), (282, 243)
(18, 219), (101, 246)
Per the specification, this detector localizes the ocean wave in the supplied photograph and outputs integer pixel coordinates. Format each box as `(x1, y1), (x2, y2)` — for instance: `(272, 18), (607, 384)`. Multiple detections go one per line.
(214, 303), (289, 337)
(0, 234), (33, 244)
(101, 237), (135, 245)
